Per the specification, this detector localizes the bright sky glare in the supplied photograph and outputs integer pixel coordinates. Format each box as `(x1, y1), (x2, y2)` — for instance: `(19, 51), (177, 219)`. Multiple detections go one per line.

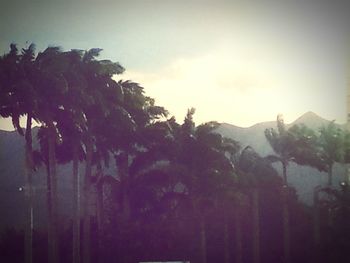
(0, 0), (349, 130)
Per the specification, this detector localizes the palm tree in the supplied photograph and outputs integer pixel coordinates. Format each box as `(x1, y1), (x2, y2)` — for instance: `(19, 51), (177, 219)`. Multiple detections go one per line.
(32, 48), (91, 263)
(55, 108), (85, 263)
(55, 49), (98, 263)
(125, 109), (237, 263)
(68, 48), (125, 263)
(171, 110), (237, 263)
(209, 135), (240, 263)
(33, 126), (60, 263)
(238, 147), (261, 263)
(265, 115), (295, 263)
(286, 122), (339, 259)
(32, 47), (121, 263)
(264, 115), (297, 185)
(232, 145), (280, 263)
(34, 46), (74, 263)
(265, 115), (329, 263)
(0, 43), (37, 263)
(318, 121), (344, 186)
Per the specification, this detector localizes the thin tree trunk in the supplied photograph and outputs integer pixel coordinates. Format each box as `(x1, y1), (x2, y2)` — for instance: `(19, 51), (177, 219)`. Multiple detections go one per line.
(234, 205), (242, 263)
(199, 218), (207, 263)
(96, 168), (104, 263)
(326, 163), (334, 250)
(48, 121), (59, 263)
(282, 162), (287, 186)
(46, 162), (54, 263)
(24, 114), (33, 263)
(327, 207), (333, 238)
(116, 152), (133, 263)
(313, 188), (320, 262)
(83, 135), (93, 263)
(118, 152), (130, 221)
(282, 186), (291, 263)
(72, 143), (80, 263)
(252, 188), (260, 263)
(328, 163), (333, 186)
(223, 214), (230, 263)
(282, 163), (291, 263)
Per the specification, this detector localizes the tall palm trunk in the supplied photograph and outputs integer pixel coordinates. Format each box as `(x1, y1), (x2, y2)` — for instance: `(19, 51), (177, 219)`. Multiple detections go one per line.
(46, 161), (53, 261)
(118, 153), (131, 263)
(24, 114), (33, 263)
(96, 178), (104, 263)
(223, 213), (230, 263)
(83, 135), (93, 263)
(95, 164), (104, 263)
(72, 143), (81, 263)
(282, 162), (288, 185)
(118, 152), (130, 221)
(327, 163), (333, 186)
(313, 187), (320, 262)
(282, 192), (291, 263)
(234, 205), (242, 263)
(282, 163), (291, 263)
(48, 120), (59, 263)
(252, 188), (260, 263)
(325, 163), (334, 251)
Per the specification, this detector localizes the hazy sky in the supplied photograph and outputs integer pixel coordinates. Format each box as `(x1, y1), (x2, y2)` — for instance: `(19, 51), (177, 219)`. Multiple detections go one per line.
(0, 0), (349, 130)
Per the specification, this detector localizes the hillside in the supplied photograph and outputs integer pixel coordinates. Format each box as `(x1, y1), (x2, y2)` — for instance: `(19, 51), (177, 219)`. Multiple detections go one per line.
(0, 112), (347, 232)
(216, 111), (347, 204)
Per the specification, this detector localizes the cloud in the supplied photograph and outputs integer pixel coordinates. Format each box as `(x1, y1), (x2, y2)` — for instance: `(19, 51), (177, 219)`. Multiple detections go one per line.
(116, 48), (290, 126)
(116, 42), (346, 127)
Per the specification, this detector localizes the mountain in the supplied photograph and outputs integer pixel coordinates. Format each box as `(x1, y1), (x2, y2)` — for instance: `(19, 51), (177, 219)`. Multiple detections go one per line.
(0, 112), (346, 232)
(291, 111), (330, 129)
(216, 111), (347, 205)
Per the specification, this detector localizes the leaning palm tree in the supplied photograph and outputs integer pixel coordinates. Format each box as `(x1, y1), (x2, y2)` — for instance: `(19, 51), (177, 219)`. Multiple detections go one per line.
(34, 46), (73, 263)
(264, 115), (296, 263)
(291, 124), (331, 250)
(127, 109), (236, 263)
(236, 147), (261, 263)
(232, 145), (280, 263)
(54, 107), (85, 263)
(211, 135), (242, 263)
(1, 44), (73, 263)
(71, 48), (125, 263)
(265, 115), (327, 263)
(264, 115), (297, 185)
(175, 111), (237, 263)
(318, 121), (344, 186)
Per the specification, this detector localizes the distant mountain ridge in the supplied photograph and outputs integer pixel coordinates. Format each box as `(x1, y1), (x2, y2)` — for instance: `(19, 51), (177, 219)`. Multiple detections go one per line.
(216, 111), (347, 205)
(0, 112), (347, 232)
(291, 111), (333, 129)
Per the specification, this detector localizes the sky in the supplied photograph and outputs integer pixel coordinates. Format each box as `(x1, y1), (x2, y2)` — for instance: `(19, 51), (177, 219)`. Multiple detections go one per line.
(0, 0), (349, 130)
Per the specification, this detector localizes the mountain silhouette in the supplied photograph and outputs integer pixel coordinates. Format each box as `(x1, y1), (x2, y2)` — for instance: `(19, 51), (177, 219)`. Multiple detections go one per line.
(216, 111), (346, 205)
(0, 112), (346, 232)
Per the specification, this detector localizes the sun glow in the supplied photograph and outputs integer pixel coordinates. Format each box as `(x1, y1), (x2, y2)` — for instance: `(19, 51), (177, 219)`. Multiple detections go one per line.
(118, 40), (344, 127)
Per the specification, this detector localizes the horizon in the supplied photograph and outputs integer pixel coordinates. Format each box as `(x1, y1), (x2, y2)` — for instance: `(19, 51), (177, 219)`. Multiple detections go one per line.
(1, 0), (349, 129)
(0, 110), (344, 132)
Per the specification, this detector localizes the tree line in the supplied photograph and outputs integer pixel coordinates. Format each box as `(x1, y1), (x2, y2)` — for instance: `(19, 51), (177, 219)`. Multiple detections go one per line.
(0, 44), (350, 263)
